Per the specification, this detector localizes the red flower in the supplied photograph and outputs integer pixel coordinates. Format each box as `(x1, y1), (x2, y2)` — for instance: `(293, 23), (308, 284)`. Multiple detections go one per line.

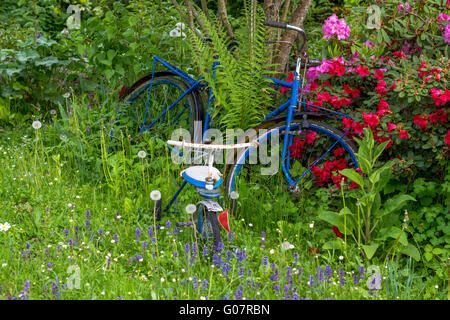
(342, 117), (353, 129)
(355, 64), (370, 77)
(332, 225), (343, 238)
(322, 81), (331, 88)
(399, 129), (409, 139)
(444, 130), (450, 146)
(328, 60), (346, 76)
(352, 88), (360, 98)
(375, 80), (387, 96)
(343, 84), (353, 95)
(430, 88), (444, 105)
(316, 91), (331, 102)
(305, 131), (317, 144)
(390, 80), (401, 90)
(308, 247), (319, 254)
(363, 112), (380, 128)
(280, 72), (294, 94)
(352, 121), (364, 134)
(392, 51), (408, 59)
(428, 112), (439, 124)
(334, 147), (344, 158)
(310, 82), (319, 91)
(432, 68), (442, 82)
(413, 115), (428, 130)
(418, 61), (427, 77)
(349, 181), (359, 189)
(288, 138), (305, 159)
(374, 69), (385, 80)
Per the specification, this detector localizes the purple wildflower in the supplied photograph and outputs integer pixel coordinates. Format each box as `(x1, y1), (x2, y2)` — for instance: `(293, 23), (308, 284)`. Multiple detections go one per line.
(339, 269), (346, 287)
(308, 275), (315, 289)
(135, 228), (141, 240)
(148, 226), (154, 238)
(316, 266), (324, 284)
(325, 265), (332, 283)
(227, 231), (234, 243)
(235, 285), (244, 300)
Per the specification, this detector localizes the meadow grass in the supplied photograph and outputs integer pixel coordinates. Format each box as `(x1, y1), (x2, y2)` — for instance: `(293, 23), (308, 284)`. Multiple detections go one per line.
(0, 95), (445, 300)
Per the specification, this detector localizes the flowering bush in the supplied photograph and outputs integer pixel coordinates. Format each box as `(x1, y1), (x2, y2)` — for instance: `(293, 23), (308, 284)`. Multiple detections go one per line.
(288, 0), (449, 265)
(299, 1), (449, 183)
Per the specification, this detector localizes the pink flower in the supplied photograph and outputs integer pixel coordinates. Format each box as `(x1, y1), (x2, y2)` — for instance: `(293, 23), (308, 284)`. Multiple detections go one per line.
(444, 24), (450, 44)
(305, 131), (317, 144)
(387, 122), (397, 132)
(399, 129), (409, 139)
(322, 14), (351, 40)
(363, 112), (379, 128)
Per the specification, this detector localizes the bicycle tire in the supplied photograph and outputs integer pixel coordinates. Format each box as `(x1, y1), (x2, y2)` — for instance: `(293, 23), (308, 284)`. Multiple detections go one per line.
(194, 203), (222, 246)
(224, 119), (359, 218)
(117, 71), (203, 143)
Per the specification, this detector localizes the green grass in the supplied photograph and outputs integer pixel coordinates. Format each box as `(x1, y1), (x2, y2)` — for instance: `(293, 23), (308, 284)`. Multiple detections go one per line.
(0, 94), (446, 300)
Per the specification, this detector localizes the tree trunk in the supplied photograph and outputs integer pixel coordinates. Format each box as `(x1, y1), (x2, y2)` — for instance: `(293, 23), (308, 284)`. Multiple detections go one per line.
(274, 0), (312, 77)
(218, 0), (234, 38)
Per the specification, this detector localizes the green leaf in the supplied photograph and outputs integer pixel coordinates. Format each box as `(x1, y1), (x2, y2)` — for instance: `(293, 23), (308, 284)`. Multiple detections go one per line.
(373, 140), (390, 164)
(340, 168), (364, 188)
(382, 194), (416, 216)
(362, 242), (379, 259)
(317, 208), (354, 235)
(323, 239), (342, 250)
(424, 251), (433, 261)
(401, 243), (420, 261)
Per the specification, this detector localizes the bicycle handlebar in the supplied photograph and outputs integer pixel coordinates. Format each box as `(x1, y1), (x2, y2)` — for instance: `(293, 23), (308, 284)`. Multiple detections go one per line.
(167, 140), (258, 150)
(263, 20), (307, 53)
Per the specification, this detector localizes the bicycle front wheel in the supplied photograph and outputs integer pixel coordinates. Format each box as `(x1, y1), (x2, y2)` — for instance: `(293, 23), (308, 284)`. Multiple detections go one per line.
(116, 72), (203, 143)
(225, 119), (359, 224)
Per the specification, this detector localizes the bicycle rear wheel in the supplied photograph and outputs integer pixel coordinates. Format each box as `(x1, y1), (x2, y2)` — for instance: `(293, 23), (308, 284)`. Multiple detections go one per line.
(225, 119), (359, 224)
(116, 72), (203, 143)
(194, 203), (222, 247)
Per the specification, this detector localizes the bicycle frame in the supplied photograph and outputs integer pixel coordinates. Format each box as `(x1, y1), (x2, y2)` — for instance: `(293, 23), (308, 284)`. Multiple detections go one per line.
(144, 55), (356, 187)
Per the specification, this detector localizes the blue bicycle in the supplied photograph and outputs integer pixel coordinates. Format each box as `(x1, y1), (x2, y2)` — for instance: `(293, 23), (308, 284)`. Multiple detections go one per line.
(117, 20), (359, 226)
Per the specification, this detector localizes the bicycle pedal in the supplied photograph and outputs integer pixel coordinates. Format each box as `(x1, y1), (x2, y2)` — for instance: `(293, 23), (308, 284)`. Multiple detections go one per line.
(176, 221), (193, 228)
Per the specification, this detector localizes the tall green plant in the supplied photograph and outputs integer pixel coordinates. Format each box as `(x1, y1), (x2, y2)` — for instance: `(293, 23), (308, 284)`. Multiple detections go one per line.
(318, 127), (418, 261)
(189, 1), (278, 131)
